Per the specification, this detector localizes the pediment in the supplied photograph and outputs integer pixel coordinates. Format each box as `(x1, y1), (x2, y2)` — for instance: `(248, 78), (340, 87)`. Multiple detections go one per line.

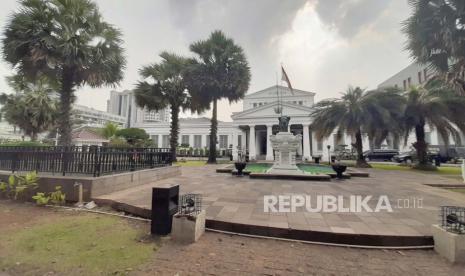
(232, 101), (313, 120)
(245, 85), (315, 99)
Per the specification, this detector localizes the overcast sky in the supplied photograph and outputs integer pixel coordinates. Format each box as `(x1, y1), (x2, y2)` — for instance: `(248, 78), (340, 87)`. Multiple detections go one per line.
(0, 0), (415, 122)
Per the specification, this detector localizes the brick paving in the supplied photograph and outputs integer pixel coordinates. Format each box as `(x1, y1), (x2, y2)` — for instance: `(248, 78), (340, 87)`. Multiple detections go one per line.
(96, 165), (465, 237)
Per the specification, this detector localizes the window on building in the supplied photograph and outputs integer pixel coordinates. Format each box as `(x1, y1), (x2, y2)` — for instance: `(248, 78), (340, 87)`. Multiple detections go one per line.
(219, 135), (228, 149)
(151, 135), (159, 148)
(424, 68), (428, 81)
(237, 135), (242, 149)
(394, 84), (398, 89)
(333, 133), (345, 147)
(418, 71), (422, 84)
(162, 135), (170, 148)
(253, 103), (257, 108)
(298, 101), (303, 105)
(259, 102), (263, 106)
(425, 132), (431, 144)
(317, 140), (323, 151)
(403, 80), (407, 91)
(194, 135), (202, 148)
(206, 135), (210, 148)
(181, 135), (190, 146)
(407, 77), (412, 88)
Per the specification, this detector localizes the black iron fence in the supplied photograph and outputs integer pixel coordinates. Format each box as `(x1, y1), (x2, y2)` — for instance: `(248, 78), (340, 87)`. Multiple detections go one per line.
(0, 146), (172, 177)
(176, 148), (232, 158)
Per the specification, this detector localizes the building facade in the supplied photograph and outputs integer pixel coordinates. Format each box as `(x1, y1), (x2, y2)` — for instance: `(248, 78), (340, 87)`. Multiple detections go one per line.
(73, 104), (127, 128)
(378, 62), (464, 149)
(107, 90), (170, 127)
(138, 85), (368, 162)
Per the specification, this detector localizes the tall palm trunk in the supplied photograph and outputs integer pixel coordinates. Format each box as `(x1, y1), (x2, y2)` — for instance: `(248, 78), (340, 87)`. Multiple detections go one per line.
(413, 122), (429, 165)
(169, 105), (179, 162)
(58, 68), (75, 146)
(355, 129), (371, 168)
(208, 99), (218, 164)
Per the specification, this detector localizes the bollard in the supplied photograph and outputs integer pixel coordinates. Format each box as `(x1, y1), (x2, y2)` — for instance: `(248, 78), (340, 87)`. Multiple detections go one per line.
(151, 185), (179, 235)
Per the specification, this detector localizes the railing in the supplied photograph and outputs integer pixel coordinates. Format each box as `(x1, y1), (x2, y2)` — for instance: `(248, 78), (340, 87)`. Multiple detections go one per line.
(176, 148), (232, 158)
(0, 146), (172, 177)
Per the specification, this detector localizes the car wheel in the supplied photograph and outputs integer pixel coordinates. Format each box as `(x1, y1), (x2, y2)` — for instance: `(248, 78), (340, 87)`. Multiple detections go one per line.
(365, 157), (370, 162)
(391, 157), (395, 162)
(405, 158), (412, 164)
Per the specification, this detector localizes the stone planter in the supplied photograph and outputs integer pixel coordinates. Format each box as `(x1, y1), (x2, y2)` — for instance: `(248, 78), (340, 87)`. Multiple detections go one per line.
(234, 162), (247, 176)
(332, 164), (347, 179)
(171, 210), (206, 243)
(432, 224), (465, 263)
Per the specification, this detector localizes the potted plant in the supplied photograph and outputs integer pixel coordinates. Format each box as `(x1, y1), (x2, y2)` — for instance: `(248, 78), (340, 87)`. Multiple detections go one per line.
(234, 147), (247, 176)
(331, 160), (347, 179)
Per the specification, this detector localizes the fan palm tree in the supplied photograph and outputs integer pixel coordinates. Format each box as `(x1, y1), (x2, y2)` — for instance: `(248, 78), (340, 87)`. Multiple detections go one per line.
(100, 122), (119, 139)
(2, 0), (126, 146)
(135, 52), (200, 162)
(402, 0), (465, 95)
(310, 87), (405, 168)
(185, 30), (251, 163)
(401, 79), (465, 168)
(1, 89), (58, 141)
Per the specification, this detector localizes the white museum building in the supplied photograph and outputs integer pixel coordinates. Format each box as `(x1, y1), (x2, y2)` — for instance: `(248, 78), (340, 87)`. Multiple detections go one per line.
(135, 85), (365, 162)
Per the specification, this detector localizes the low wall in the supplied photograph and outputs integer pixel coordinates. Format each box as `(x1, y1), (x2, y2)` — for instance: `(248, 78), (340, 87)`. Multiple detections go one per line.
(0, 165), (181, 202)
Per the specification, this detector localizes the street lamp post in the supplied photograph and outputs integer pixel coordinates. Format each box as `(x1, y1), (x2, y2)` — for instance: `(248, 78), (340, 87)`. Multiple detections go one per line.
(327, 145), (331, 165)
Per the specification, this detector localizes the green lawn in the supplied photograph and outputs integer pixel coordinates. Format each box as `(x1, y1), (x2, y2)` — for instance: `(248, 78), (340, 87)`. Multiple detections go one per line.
(0, 214), (155, 275)
(297, 164), (335, 174)
(244, 163), (272, 173)
(371, 163), (462, 175)
(243, 163), (335, 174)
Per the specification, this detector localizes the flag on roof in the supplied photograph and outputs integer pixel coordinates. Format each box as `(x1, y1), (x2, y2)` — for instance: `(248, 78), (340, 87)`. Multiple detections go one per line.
(281, 65), (293, 94)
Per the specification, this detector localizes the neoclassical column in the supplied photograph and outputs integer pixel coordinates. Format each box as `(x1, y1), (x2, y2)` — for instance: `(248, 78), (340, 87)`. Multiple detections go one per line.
(249, 125), (256, 161)
(303, 124), (311, 161)
(232, 131), (238, 161)
(266, 124), (274, 161)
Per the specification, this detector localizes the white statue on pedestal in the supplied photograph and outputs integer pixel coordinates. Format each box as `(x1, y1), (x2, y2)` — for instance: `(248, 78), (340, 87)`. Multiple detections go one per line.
(267, 115), (302, 174)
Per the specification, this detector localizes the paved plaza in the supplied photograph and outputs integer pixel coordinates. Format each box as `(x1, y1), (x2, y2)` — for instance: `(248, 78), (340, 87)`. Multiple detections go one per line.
(96, 165), (465, 239)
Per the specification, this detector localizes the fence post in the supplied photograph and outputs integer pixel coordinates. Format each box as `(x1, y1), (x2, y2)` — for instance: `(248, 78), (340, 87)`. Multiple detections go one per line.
(62, 147), (68, 176)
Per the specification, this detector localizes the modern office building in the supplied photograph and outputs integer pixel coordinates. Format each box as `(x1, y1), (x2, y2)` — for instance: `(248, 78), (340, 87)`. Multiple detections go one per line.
(107, 90), (170, 127)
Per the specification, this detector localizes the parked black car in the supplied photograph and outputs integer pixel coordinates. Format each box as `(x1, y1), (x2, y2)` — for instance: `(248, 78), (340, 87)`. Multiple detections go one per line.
(363, 149), (399, 161)
(392, 149), (440, 163)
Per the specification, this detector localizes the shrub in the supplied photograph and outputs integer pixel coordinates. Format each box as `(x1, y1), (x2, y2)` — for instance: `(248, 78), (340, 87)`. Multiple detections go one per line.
(32, 193), (50, 206)
(49, 186), (66, 205)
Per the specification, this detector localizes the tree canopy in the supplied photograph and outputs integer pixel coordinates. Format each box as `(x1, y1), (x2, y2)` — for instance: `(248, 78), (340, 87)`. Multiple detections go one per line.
(2, 0), (126, 145)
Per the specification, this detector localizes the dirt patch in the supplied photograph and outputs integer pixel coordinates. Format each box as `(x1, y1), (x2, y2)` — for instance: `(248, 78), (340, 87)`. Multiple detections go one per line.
(1, 200), (464, 275)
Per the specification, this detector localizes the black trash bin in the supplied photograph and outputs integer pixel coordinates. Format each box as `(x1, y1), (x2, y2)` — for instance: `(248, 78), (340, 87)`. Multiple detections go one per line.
(151, 185), (179, 235)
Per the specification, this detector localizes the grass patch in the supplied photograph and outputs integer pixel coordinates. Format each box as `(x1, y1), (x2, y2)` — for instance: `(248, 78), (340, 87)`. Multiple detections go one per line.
(174, 160), (207, 167)
(298, 164), (335, 174)
(371, 163), (462, 176)
(245, 163), (272, 173)
(0, 214), (154, 275)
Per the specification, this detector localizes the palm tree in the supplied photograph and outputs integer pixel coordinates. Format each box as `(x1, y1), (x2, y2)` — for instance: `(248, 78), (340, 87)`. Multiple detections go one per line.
(2, 0), (126, 146)
(1, 89), (58, 141)
(100, 122), (119, 139)
(310, 87), (404, 168)
(135, 52), (200, 162)
(402, 0), (465, 95)
(401, 79), (465, 168)
(185, 30), (251, 163)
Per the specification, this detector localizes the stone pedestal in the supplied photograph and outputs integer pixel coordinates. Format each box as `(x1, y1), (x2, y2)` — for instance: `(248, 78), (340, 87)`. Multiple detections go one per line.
(269, 132), (302, 173)
(432, 224), (465, 263)
(171, 210), (206, 243)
